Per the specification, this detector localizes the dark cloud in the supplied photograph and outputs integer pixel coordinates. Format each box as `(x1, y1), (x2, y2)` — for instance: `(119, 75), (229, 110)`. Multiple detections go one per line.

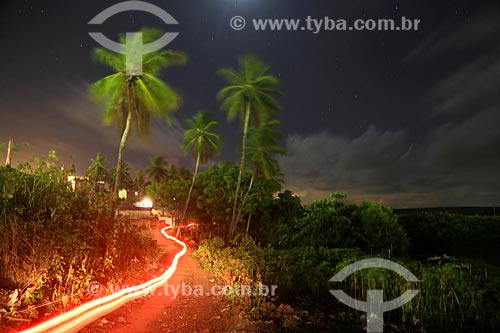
(280, 9), (500, 207)
(280, 110), (500, 207)
(279, 127), (411, 205)
(406, 7), (500, 119)
(279, 126), (408, 192)
(429, 51), (500, 117)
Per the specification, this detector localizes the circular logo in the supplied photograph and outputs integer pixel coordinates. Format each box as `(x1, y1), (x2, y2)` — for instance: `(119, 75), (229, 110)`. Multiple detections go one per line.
(88, 281), (104, 296)
(230, 16), (246, 30)
(329, 258), (419, 332)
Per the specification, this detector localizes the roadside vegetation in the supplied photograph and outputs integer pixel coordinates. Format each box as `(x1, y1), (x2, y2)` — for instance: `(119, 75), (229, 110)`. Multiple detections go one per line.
(0, 154), (161, 329)
(193, 194), (500, 332)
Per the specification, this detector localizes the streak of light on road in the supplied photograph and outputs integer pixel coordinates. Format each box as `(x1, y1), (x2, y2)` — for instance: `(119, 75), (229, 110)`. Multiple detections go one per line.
(20, 226), (186, 333)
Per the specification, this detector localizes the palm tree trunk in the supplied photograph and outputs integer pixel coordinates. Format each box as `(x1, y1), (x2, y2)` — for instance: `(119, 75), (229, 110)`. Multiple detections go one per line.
(245, 213), (252, 236)
(5, 138), (12, 166)
(229, 101), (251, 239)
(177, 153), (200, 237)
(235, 170), (255, 230)
(114, 111), (132, 196)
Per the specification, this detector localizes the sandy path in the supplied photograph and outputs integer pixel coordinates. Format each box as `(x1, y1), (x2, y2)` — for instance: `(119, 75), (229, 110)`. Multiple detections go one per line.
(81, 225), (238, 333)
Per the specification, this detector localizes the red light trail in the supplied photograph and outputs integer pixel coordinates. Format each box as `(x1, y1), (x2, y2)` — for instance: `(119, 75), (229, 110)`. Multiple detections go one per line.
(19, 226), (186, 333)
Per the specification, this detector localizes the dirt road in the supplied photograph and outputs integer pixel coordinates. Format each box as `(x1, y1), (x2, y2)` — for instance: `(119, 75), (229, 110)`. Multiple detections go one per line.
(80, 225), (243, 333)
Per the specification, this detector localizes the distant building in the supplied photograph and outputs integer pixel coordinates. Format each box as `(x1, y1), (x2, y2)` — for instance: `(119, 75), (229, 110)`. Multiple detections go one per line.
(134, 198), (153, 208)
(67, 175), (88, 191)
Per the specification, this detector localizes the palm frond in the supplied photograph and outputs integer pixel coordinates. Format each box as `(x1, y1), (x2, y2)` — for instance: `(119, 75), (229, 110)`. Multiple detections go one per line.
(245, 119), (285, 179)
(90, 72), (127, 126)
(143, 50), (188, 75)
(134, 77), (160, 113)
(217, 67), (243, 84)
(216, 54), (282, 129)
(89, 72), (125, 102)
(130, 88), (151, 139)
(92, 48), (125, 72)
(239, 54), (270, 81)
(143, 73), (181, 118)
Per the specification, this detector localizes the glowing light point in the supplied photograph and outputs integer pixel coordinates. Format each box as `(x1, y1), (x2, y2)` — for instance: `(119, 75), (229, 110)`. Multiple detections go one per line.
(140, 198), (153, 208)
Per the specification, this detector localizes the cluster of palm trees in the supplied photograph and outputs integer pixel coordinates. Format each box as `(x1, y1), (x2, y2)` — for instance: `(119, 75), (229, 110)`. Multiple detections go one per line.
(86, 153), (190, 194)
(217, 56), (284, 238)
(90, 28), (284, 238)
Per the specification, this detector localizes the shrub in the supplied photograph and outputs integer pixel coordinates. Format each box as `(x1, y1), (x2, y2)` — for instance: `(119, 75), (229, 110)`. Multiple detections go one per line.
(351, 201), (409, 256)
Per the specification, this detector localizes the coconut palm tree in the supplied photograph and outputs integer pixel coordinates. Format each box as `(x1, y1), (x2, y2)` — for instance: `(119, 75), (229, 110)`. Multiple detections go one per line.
(178, 111), (222, 229)
(110, 161), (133, 191)
(146, 156), (169, 183)
(217, 55), (282, 238)
(86, 153), (109, 184)
(134, 169), (149, 194)
(90, 28), (187, 196)
(245, 120), (284, 180)
(236, 119), (285, 233)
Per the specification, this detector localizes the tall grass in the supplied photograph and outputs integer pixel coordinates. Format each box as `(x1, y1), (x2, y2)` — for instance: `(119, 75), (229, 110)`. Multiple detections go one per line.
(0, 164), (160, 323)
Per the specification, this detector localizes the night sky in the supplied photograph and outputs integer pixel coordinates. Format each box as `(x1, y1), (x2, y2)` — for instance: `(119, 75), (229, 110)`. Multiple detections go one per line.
(1, 0), (500, 207)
